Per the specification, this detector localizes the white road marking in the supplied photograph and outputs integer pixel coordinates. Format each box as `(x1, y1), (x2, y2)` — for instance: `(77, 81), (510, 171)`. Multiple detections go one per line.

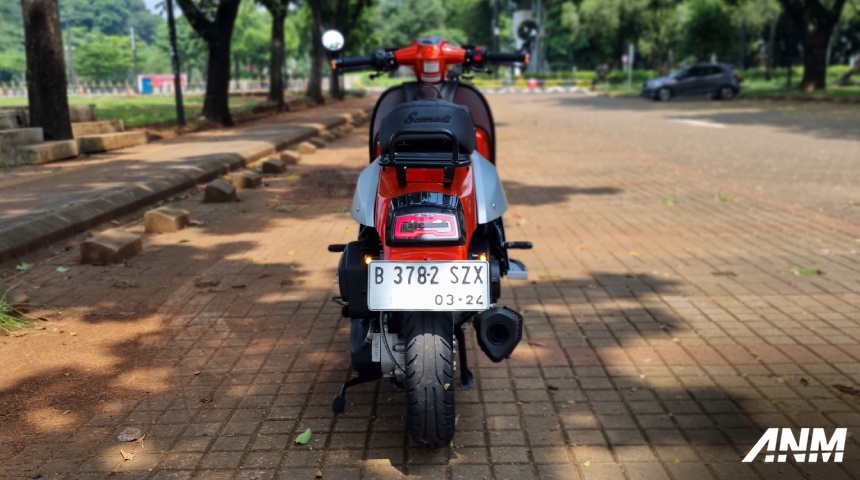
(672, 119), (728, 129)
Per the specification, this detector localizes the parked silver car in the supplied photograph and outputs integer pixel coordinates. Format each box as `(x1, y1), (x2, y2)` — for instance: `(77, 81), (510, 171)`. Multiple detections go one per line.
(641, 63), (741, 101)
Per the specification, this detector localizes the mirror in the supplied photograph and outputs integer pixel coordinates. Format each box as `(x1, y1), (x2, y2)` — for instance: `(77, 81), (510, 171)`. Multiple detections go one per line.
(322, 30), (345, 52)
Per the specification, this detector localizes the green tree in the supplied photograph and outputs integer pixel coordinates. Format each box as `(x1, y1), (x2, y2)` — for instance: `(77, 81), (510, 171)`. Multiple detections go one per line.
(232, 0), (270, 77)
(0, 1), (26, 82)
(680, 0), (736, 62)
(258, 0), (291, 107)
(74, 31), (134, 82)
(375, 0), (451, 47)
(176, 0), (243, 126)
(579, 0), (683, 72)
(58, 0), (162, 43)
(153, 17), (207, 80)
(776, 0), (850, 90)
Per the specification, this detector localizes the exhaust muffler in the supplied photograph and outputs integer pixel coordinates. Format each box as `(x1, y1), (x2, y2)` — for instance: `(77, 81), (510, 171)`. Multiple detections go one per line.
(474, 306), (523, 362)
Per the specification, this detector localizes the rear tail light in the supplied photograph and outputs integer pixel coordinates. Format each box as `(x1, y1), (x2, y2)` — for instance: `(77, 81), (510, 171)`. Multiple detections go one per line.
(393, 213), (459, 241)
(386, 192), (467, 246)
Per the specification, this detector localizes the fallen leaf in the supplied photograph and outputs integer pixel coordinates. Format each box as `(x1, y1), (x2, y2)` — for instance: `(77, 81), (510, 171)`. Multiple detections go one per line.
(295, 428), (312, 445)
(120, 450), (135, 461)
(200, 397), (212, 404)
(16, 262), (31, 271)
(790, 265), (822, 276)
(56, 266), (70, 273)
(672, 337), (680, 343)
(800, 378), (809, 387)
(444, 383), (450, 390)
(117, 427), (143, 442)
(628, 251), (640, 257)
(775, 377), (785, 384)
(343, 228), (350, 233)
(582, 460), (591, 467)
(527, 339), (546, 347)
(673, 456), (680, 463)
(178, 239), (190, 243)
(711, 271), (736, 277)
(315, 470), (323, 479)
(515, 401), (524, 405)
(61, 410), (71, 415)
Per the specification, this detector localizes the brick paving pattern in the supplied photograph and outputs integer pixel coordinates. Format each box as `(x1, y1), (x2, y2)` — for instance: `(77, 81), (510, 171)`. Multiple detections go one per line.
(0, 94), (859, 479)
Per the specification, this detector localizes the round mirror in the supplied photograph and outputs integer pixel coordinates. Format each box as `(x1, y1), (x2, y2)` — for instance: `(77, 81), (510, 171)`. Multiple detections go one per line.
(322, 30), (345, 52)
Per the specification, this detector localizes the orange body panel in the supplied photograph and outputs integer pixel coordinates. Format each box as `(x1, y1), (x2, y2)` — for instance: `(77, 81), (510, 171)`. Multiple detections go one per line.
(375, 165), (476, 261)
(393, 40), (466, 84)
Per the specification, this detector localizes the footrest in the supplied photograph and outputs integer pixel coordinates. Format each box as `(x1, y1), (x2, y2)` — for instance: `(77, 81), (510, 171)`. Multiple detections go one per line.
(508, 258), (528, 280)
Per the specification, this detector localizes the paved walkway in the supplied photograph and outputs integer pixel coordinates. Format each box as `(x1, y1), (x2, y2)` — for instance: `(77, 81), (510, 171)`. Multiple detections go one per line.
(0, 97), (374, 262)
(0, 93), (858, 479)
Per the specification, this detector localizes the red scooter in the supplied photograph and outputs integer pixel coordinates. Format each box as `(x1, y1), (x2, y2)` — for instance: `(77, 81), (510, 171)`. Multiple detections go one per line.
(326, 33), (531, 447)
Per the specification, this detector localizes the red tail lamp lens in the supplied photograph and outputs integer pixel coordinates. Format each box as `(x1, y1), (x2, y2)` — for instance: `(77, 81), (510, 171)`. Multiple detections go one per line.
(393, 213), (459, 240)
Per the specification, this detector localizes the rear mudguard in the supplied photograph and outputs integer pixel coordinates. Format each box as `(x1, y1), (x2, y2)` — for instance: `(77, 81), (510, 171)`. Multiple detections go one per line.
(350, 152), (506, 230)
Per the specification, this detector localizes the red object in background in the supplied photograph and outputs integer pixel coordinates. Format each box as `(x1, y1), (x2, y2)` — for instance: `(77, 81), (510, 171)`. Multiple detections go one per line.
(526, 79), (539, 90)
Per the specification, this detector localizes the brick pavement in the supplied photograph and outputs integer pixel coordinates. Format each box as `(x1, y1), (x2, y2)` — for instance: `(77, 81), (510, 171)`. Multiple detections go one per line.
(0, 93), (859, 479)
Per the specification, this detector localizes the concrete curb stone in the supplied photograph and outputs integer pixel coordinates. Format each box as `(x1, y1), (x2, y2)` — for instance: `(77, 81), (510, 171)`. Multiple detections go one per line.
(80, 229), (142, 265)
(0, 107), (372, 263)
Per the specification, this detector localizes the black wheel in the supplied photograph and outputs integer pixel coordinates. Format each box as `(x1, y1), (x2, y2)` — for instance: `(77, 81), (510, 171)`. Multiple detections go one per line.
(656, 87), (672, 101)
(404, 312), (455, 447)
(715, 85), (735, 100)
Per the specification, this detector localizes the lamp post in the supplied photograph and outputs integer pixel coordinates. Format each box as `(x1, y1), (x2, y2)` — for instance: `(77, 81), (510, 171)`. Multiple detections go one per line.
(130, 25), (139, 93)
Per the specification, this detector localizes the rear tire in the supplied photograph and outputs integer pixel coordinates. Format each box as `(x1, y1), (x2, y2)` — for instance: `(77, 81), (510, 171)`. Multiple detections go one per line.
(404, 312), (455, 447)
(657, 87), (672, 101)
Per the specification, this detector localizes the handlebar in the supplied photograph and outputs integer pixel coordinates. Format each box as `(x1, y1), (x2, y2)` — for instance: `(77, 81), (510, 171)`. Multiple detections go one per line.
(332, 55), (375, 70)
(482, 51), (529, 64)
(329, 43), (528, 75)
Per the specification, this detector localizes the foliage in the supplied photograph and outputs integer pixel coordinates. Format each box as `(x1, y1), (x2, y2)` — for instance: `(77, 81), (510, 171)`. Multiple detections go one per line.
(73, 30), (134, 82)
(59, 0), (162, 43)
(0, 2), (26, 82)
(679, 0), (737, 62)
(232, 1), (271, 76)
(375, 0), (462, 47)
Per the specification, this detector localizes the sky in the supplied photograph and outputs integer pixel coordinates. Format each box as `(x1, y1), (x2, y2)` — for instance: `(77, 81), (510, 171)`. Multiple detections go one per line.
(143, 0), (161, 14)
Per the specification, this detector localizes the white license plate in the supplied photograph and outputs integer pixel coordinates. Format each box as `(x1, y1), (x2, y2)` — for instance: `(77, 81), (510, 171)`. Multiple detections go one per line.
(367, 261), (490, 311)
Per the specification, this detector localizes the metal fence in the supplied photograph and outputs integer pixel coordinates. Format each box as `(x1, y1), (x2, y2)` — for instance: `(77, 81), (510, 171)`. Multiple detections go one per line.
(0, 78), (316, 98)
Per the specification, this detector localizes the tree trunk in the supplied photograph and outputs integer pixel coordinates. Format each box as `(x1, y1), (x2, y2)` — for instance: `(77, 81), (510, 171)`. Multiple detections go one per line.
(20, 0), (72, 140)
(800, 26), (830, 91)
(765, 20), (777, 81)
(203, 37), (234, 126)
(307, 0), (325, 105)
(175, 0), (241, 126)
(267, 9), (286, 108)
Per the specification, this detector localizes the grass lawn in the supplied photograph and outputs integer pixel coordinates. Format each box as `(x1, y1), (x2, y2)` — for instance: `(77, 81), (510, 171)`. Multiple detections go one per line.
(0, 94), (265, 128)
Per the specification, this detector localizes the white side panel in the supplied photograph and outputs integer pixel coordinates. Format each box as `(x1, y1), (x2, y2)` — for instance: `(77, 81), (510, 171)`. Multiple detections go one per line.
(350, 159), (381, 227)
(471, 152), (508, 224)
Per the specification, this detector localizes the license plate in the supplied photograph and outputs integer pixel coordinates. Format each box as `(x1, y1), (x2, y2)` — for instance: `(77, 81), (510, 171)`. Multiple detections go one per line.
(367, 261), (490, 311)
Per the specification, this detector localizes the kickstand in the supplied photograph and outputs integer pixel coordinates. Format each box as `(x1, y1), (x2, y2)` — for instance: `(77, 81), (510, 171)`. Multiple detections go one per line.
(332, 375), (379, 413)
(455, 324), (475, 389)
